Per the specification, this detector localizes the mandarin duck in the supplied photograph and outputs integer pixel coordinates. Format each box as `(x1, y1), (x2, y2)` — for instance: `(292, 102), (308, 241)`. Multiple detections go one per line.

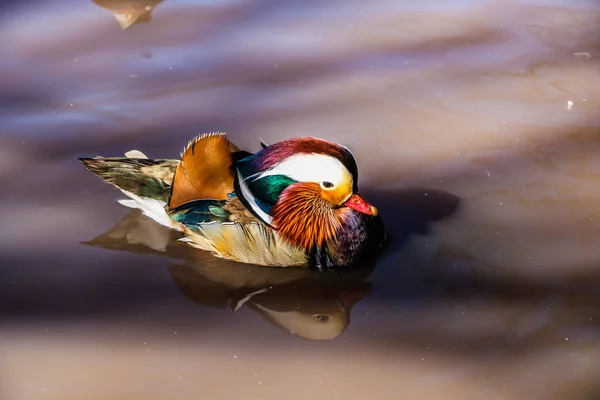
(79, 133), (386, 270)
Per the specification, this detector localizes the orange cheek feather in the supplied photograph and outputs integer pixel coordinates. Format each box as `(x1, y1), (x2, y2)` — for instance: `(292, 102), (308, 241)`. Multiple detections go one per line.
(272, 183), (346, 250)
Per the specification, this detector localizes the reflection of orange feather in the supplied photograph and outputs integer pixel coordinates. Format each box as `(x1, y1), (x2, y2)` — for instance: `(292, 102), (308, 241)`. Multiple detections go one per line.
(168, 133), (239, 209)
(271, 183), (350, 250)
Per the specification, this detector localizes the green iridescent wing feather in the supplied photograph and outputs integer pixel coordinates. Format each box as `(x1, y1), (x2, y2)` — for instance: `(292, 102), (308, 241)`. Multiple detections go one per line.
(169, 199), (233, 226)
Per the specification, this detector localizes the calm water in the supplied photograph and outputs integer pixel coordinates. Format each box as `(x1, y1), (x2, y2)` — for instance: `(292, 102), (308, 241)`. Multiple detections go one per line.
(2, 0), (600, 399)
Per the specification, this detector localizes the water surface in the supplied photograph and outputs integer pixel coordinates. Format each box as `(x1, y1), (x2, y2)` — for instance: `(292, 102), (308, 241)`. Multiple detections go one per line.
(2, 0), (600, 399)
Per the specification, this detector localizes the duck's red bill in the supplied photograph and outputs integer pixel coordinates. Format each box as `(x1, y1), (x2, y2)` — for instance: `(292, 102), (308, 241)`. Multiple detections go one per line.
(344, 193), (378, 216)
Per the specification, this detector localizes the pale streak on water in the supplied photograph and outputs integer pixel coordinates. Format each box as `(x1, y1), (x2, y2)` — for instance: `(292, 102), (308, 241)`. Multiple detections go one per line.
(1, 0), (600, 399)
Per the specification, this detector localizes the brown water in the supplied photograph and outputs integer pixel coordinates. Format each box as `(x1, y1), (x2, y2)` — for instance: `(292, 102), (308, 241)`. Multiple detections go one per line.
(2, 0), (600, 398)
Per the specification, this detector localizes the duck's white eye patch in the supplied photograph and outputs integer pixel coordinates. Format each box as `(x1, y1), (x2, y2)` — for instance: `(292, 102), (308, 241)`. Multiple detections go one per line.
(258, 153), (351, 187)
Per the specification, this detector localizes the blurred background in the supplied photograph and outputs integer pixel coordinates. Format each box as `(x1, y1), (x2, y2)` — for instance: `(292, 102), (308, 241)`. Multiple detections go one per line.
(1, 0), (600, 399)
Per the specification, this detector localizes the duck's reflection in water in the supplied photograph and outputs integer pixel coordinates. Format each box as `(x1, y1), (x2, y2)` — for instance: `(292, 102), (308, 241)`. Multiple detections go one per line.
(92, 0), (165, 29)
(84, 209), (374, 340)
(172, 263), (372, 340)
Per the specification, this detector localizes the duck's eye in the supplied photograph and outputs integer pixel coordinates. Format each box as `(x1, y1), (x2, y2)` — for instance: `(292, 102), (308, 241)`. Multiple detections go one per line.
(314, 315), (330, 323)
(321, 181), (335, 189)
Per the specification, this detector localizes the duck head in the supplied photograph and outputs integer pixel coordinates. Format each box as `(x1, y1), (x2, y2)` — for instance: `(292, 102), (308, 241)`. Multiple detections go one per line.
(233, 137), (380, 252)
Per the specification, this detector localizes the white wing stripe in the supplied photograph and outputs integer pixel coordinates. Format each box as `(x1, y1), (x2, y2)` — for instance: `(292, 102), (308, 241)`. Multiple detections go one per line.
(237, 169), (273, 225)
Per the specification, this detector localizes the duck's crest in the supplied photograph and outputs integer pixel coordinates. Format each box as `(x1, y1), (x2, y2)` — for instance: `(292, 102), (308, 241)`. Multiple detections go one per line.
(169, 132), (239, 209)
(179, 132), (237, 157)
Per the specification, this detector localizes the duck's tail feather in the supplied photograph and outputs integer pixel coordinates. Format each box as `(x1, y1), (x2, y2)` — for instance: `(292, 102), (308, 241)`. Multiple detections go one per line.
(79, 150), (182, 230)
(79, 154), (178, 203)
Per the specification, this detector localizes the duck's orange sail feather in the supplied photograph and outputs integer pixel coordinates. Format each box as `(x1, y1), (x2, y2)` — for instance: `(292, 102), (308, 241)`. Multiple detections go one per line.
(168, 132), (239, 209)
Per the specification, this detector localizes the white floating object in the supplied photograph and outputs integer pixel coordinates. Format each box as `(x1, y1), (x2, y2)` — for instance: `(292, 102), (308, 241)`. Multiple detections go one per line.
(573, 52), (591, 58)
